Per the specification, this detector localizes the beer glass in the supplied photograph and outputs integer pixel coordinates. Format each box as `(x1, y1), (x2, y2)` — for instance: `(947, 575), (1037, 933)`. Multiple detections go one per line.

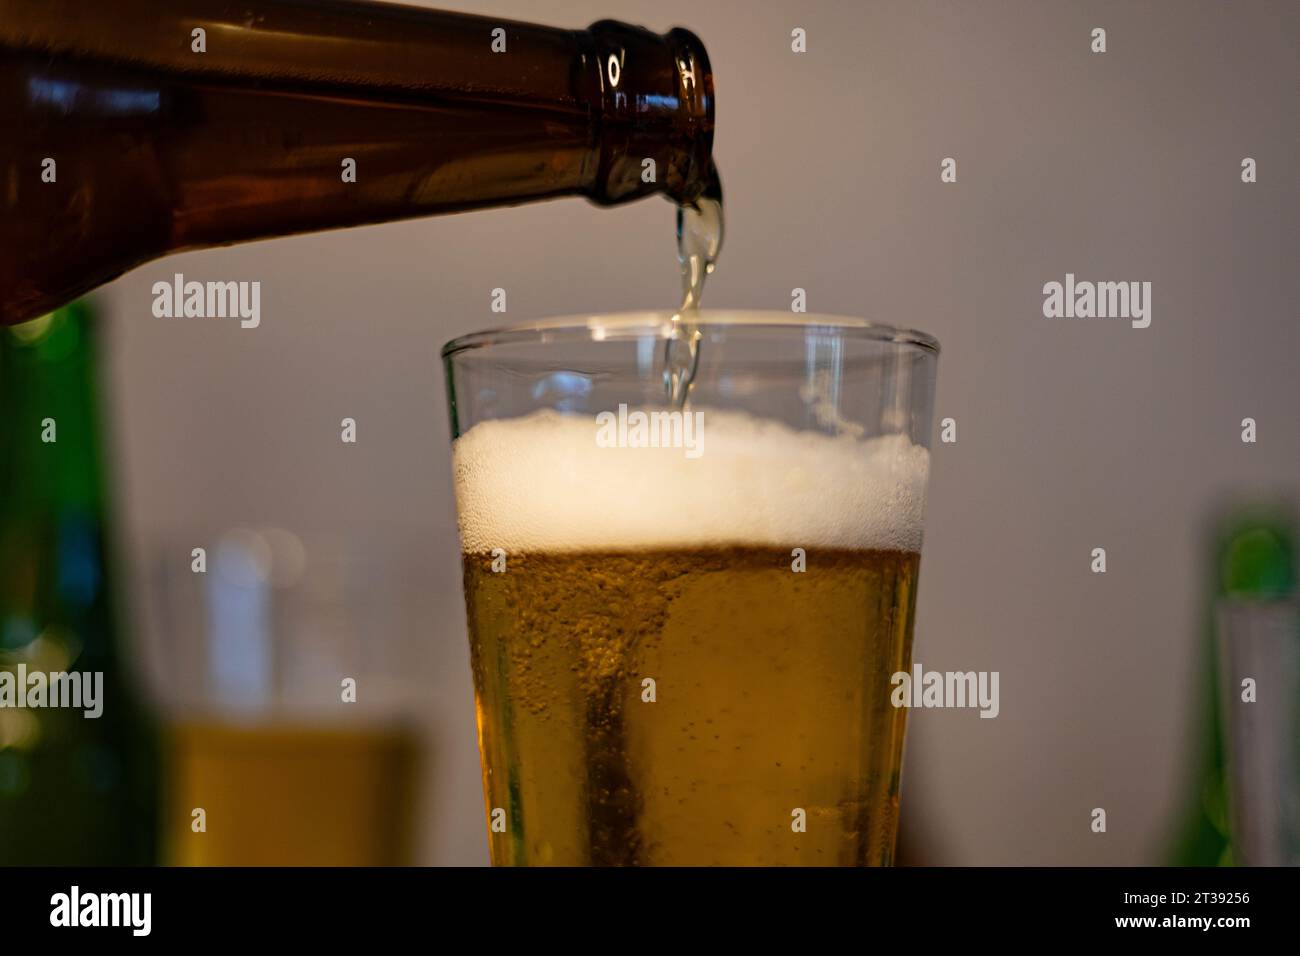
(442, 311), (939, 866)
(147, 528), (423, 865)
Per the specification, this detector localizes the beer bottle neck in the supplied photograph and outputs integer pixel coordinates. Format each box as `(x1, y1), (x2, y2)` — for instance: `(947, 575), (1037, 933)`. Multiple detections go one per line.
(579, 21), (715, 205)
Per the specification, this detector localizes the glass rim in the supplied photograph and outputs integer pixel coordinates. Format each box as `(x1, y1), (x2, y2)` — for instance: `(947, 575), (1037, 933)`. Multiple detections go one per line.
(440, 310), (941, 359)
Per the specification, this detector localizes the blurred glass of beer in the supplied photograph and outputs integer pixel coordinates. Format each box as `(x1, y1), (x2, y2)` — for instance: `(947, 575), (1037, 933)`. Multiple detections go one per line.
(149, 528), (423, 865)
(443, 313), (939, 865)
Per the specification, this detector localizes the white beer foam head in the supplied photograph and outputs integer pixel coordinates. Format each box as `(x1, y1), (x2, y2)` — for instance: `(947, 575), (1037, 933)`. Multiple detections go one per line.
(452, 408), (929, 553)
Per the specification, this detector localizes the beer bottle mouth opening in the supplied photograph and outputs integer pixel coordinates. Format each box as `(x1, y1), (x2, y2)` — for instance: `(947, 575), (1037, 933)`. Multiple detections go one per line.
(441, 311), (940, 360)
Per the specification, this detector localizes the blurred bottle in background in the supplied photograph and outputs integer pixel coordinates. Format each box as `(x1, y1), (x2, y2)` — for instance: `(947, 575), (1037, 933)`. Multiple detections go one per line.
(0, 301), (160, 864)
(1168, 503), (1294, 865)
(150, 529), (422, 866)
(1216, 595), (1299, 865)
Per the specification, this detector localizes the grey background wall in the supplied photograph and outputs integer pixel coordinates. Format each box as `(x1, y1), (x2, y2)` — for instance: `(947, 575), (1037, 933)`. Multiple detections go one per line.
(96, 0), (1299, 864)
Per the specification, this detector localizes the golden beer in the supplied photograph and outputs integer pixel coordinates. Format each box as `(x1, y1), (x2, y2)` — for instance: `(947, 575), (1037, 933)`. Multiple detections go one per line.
(451, 408), (931, 866)
(463, 546), (919, 866)
(163, 722), (419, 866)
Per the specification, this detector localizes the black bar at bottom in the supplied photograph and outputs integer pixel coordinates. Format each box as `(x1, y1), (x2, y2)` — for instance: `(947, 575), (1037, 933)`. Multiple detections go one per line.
(0, 866), (1282, 942)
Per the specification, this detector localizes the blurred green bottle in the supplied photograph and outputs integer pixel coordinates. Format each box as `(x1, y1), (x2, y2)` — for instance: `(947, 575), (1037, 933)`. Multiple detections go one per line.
(1168, 504), (1294, 865)
(0, 301), (159, 864)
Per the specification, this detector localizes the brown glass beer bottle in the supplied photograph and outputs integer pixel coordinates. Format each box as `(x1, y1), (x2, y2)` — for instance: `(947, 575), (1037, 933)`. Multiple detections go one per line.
(0, 0), (715, 325)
